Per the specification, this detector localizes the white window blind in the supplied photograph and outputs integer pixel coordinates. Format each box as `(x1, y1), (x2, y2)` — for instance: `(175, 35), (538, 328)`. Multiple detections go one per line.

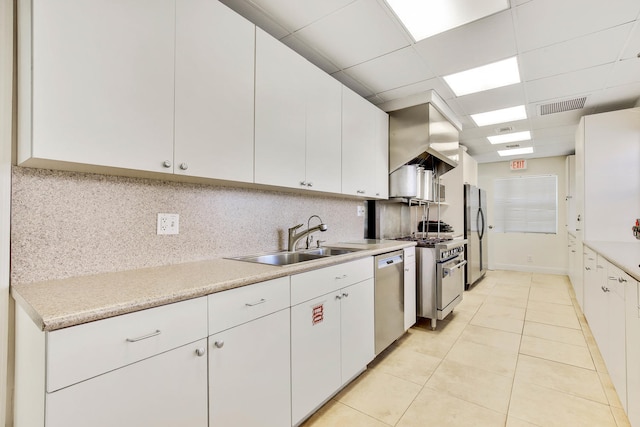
(493, 175), (557, 234)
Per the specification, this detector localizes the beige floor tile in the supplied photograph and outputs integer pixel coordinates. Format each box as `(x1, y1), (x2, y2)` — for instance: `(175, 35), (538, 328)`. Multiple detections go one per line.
(484, 294), (529, 309)
(490, 284), (531, 300)
(470, 311), (525, 334)
(426, 359), (513, 413)
(528, 287), (573, 305)
(396, 386), (506, 427)
(368, 344), (441, 385)
(524, 308), (581, 329)
(394, 328), (458, 359)
(526, 300), (577, 316)
(519, 335), (595, 370)
(446, 339), (519, 377)
(505, 416), (540, 427)
(458, 324), (522, 353)
(515, 354), (607, 404)
(509, 380), (617, 427)
(335, 370), (421, 426)
(301, 399), (390, 427)
(531, 273), (571, 287)
(456, 292), (486, 313)
(522, 321), (587, 347)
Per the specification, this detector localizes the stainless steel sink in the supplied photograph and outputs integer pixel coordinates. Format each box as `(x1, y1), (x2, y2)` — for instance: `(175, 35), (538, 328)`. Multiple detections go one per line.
(305, 247), (362, 256)
(228, 251), (328, 266)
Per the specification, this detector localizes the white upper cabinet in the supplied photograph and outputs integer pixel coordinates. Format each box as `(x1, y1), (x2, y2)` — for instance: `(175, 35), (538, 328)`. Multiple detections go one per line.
(18, 0), (176, 173)
(255, 29), (342, 194)
(174, 0), (255, 182)
(342, 86), (389, 199)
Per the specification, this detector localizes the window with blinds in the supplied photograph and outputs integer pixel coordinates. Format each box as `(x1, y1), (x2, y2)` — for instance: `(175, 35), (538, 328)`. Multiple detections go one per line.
(493, 175), (557, 234)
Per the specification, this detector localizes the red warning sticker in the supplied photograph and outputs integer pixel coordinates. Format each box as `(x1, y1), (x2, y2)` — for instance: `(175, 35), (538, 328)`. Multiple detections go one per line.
(312, 304), (324, 325)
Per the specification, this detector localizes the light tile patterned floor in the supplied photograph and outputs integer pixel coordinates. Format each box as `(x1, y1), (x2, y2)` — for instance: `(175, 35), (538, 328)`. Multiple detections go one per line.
(302, 270), (632, 427)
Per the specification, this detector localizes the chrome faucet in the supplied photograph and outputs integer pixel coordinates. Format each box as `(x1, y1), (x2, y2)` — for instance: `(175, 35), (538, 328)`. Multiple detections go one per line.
(288, 215), (328, 251)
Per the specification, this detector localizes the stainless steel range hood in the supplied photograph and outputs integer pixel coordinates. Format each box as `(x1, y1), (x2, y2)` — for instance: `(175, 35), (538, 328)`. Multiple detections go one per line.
(386, 91), (461, 175)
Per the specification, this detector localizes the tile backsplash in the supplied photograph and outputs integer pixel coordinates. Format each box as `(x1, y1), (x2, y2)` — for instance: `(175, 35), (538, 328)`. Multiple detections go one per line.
(11, 167), (365, 285)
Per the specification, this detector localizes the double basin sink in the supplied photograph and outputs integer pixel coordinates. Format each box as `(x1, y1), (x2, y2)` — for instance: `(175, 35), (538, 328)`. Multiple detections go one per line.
(229, 247), (361, 266)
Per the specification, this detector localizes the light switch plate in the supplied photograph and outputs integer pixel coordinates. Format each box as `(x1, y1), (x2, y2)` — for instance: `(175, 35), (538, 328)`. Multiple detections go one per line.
(357, 206), (365, 217)
(157, 213), (179, 235)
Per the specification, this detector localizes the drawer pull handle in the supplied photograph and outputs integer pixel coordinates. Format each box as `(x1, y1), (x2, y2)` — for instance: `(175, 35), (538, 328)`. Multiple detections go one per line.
(618, 277), (627, 283)
(335, 274), (348, 280)
(335, 295), (342, 300)
(126, 330), (161, 343)
(245, 298), (267, 307)
(195, 348), (206, 357)
(342, 292), (349, 298)
(601, 286), (610, 293)
(214, 340), (225, 349)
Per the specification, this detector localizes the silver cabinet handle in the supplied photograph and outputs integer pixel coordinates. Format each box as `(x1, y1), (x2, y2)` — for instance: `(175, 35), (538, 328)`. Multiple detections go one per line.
(214, 340), (224, 349)
(179, 162), (188, 170)
(245, 298), (266, 307)
(356, 190), (366, 194)
(300, 181), (307, 186)
(335, 274), (348, 280)
(601, 286), (610, 293)
(126, 330), (161, 342)
(195, 348), (206, 357)
(335, 295), (342, 300)
(405, 268), (410, 272)
(608, 276), (617, 281)
(585, 267), (591, 271)
(307, 182), (313, 187)
(342, 292), (349, 298)
(618, 277), (628, 283)
(162, 160), (172, 168)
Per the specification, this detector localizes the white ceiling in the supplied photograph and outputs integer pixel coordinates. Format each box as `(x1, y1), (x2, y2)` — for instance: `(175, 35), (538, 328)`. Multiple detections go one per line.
(220, 0), (640, 163)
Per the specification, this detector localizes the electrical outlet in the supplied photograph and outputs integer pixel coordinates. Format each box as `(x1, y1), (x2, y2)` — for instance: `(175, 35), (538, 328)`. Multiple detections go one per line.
(157, 213), (179, 235)
(357, 205), (365, 217)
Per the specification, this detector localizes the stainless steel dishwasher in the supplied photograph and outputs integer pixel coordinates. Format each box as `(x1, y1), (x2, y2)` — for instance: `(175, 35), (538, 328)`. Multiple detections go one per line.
(374, 250), (405, 355)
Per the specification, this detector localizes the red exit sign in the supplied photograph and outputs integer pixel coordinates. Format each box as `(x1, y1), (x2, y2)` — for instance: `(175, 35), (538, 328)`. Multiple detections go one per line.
(510, 159), (527, 170)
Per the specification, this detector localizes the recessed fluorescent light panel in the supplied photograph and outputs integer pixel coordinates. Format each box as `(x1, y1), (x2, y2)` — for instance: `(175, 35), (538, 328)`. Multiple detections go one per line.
(488, 131), (531, 145)
(385, 0), (509, 42)
(471, 105), (527, 127)
(498, 147), (534, 157)
(443, 57), (520, 96)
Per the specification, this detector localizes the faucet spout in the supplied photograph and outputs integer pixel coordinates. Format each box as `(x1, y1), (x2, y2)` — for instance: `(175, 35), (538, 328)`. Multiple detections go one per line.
(288, 215), (328, 251)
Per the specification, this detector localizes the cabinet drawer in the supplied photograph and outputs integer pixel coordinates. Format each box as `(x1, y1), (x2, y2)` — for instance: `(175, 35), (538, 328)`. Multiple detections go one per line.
(291, 257), (373, 305)
(208, 276), (290, 334)
(607, 264), (630, 300)
(46, 297), (207, 393)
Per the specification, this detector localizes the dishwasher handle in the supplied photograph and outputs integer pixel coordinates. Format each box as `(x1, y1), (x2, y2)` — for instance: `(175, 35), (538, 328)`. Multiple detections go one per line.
(377, 254), (403, 269)
(443, 260), (467, 277)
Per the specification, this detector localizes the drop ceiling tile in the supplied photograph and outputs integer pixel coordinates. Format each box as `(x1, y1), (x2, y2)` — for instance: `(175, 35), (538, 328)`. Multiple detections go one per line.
(343, 47), (435, 93)
(243, 0), (357, 32)
(220, 0), (290, 39)
(280, 35), (340, 74)
(514, 0), (640, 52)
(520, 24), (633, 81)
(529, 109), (586, 128)
(455, 84), (527, 115)
(376, 77), (454, 103)
(525, 63), (613, 103)
(621, 21), (640, 60)
(413, 10), (517, 76)
(587, 82), (640, 112)
(294, 0), (411, 69)
(607, 57), (640, 87)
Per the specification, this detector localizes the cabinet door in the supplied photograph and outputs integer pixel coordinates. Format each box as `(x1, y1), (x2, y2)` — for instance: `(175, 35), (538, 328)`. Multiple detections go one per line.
(605, 264), (628, 410)
(373, 109), (390, 199)
(404, 248), (417, 330)
(23, 0), (175, 172)
(342, 87), (375, 197)
(46, 340), (208, 427)
(174, 0), (255, 182)
(209, 309), (291, 427)
(626, 280), (640, 427)
(255, 29), (306, 189)
(291, 292), (341, 424)
(340, 279), (375, 382)
(305, 65), (342, 193)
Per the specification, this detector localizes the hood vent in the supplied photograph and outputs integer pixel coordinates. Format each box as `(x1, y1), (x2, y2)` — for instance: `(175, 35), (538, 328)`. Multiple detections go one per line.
(538, 96), (587, 115)
(388, 102), (460, 175)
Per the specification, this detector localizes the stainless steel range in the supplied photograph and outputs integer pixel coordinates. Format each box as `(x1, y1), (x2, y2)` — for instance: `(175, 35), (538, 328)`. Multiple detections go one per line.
(404, 237), (467, 330)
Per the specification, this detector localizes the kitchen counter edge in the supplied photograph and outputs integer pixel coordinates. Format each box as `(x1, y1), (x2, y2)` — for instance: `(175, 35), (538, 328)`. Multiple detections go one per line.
(583, 240), (640, 282)
(11, 241), (416, 332)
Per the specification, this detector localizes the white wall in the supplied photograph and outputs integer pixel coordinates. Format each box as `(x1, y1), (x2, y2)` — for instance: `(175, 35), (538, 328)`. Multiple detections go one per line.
(478, 156), (569, 275)
(0, 0), (13, 423)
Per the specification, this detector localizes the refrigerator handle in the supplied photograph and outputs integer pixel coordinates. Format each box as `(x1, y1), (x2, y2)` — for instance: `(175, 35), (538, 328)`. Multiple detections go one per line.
(478, 208), (486, 240)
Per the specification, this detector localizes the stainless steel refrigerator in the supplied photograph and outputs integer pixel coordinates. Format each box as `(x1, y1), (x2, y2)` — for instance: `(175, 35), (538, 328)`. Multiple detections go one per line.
(464, 184), (488, 289)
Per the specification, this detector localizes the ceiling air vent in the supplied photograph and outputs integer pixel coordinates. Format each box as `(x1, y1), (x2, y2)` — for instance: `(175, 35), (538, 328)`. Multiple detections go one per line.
(494, 126), (514, 133)
(538, 97), (587, 115)
(505, 144), (520, 148)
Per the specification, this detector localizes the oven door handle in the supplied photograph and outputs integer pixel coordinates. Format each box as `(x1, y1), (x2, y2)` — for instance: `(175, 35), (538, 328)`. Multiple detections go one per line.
(443, 260), (467, 277)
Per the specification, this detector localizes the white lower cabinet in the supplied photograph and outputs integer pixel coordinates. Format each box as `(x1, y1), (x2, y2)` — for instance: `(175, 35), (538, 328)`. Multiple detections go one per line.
(404, 246), (416, 330)
(46, 339), (208, 427)
(626, 279), (640, 426)
(209, 309), (291, 426)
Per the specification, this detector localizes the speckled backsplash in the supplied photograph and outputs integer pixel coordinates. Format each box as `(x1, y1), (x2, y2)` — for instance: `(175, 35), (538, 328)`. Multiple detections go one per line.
(11, 167), (365, 285)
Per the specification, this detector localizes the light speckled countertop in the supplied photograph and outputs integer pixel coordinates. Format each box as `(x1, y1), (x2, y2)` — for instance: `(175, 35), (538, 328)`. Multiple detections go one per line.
(11, 240), (415, 332)
(584, 241), (640, 282)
